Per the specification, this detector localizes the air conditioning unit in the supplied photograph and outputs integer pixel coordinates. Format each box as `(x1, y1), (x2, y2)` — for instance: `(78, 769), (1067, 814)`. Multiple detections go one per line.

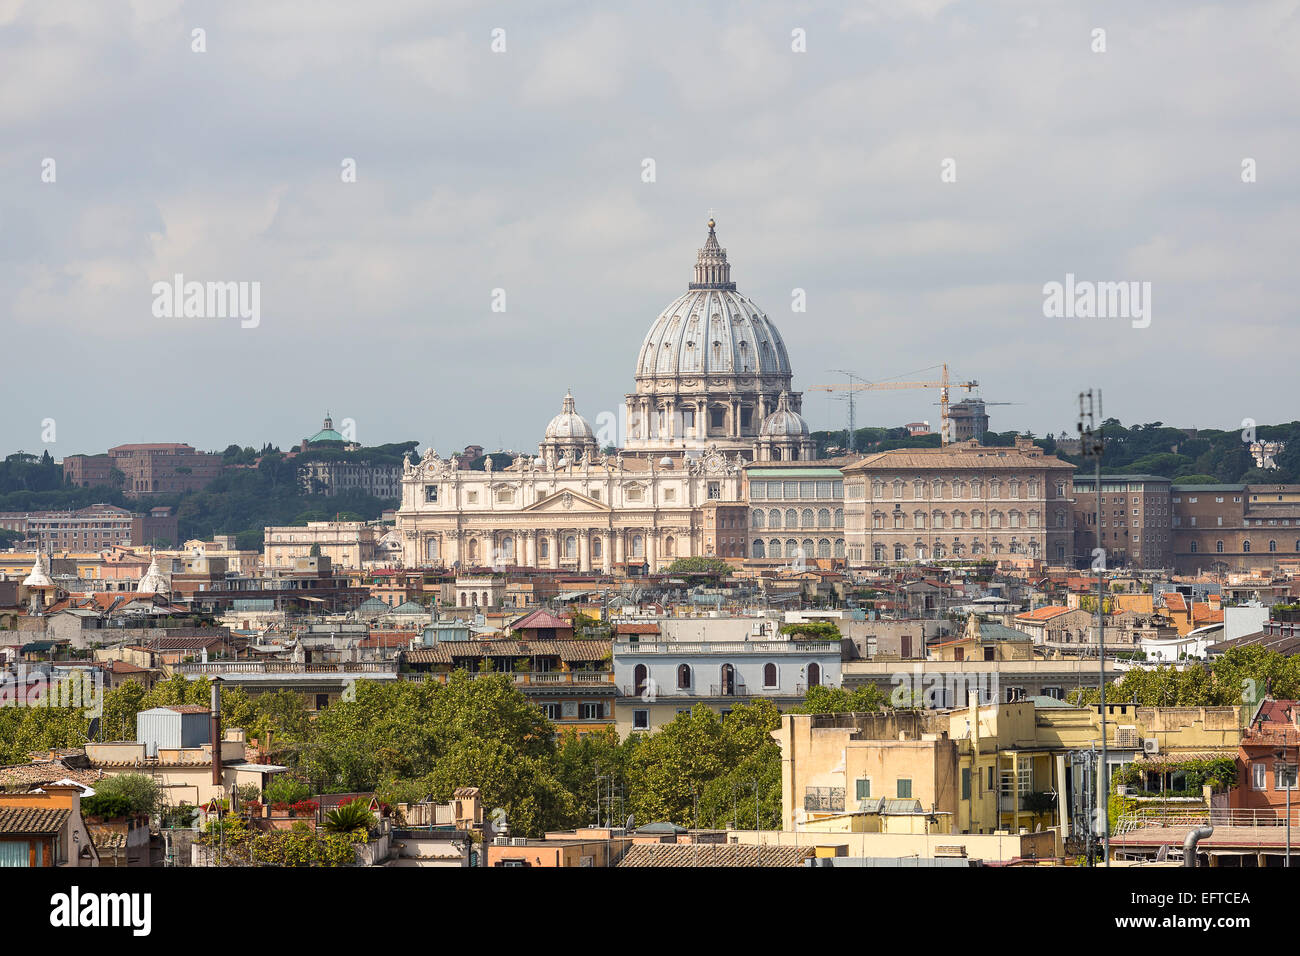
(1143, 737), (1160, 754)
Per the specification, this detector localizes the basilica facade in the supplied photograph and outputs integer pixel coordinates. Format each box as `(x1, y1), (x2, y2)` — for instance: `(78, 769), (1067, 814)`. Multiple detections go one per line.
(396, 220), (814, 571)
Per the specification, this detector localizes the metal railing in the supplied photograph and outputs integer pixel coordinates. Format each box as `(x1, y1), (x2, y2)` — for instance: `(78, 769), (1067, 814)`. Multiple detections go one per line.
(174, 660), (398, 675)
(1115, 806), (1300, 834)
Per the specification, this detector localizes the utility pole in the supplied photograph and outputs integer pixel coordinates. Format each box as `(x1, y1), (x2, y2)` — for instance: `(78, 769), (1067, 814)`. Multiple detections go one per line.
(1079, 390), (1109, 866)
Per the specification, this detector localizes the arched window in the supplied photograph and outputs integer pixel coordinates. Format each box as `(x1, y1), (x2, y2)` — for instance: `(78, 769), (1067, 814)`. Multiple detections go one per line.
(769, 539), (781, 559)
(665, 536), (676, 557)
(786, 539), (799, 558)
(834, 508), (843, 528)
(720, 663), (737, 696)
(564, 535), (576, 558)
(763, 663), (777, 688)
(539, 538), (549, 558)
(752, 509), (765, 529)
(632, 535), (644, 557)
(817, 508), (831, 528)
(753, 539), (766, 559)
(426, 538), (440, 561)
(817, 538), (831, 558)
(801, 508), (814, 528)
(592, 537), (602, 558)
(807, 662), (821, 688)
(634, 664), (648, 697)
(1243, 541), (1251, 553)
(467, 539), (479, 563)
(785, 509), (798, 528)
(1216, 540), (1224, 553)
(501, 536), (514, 560)
(1270, 540), (1278, 552)
(769, 508), (781, 527)
(834, 539), (845, 558)
(802, 538), (814, 558)
(1190, 541), (1198, 553)
(677, 664), (691, 690)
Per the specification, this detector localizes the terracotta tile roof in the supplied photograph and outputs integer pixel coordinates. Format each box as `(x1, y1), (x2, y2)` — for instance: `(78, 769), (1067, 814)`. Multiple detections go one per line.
(162, 704), (210, 714)
(617, 843), (814, 867)
(0, 806), (70, 835)
(842, 444), (1069, 472)
(404, 639), (611, 665)
(1161, 592), (1187, 612)
(1015, 606), (1072, 622)
(510, 609), (573, 632)
(614, 622), (660, 635)
(0, 761), (104, 788)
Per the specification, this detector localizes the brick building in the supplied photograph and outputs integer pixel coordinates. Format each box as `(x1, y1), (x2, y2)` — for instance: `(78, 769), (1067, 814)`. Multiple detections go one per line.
(1172, 483), (1300, 574)
(61, 454), (114, 488)
(108, 443), (223, 496)
(1070, 474), (1172, 569)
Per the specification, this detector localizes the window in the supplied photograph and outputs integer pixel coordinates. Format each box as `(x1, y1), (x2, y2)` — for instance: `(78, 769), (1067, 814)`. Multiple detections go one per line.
(896, 778), (912, 799)
(1243, 541), (1251, 553)
(579, 702), (604, 720)
(807, 662), (821, 687)
(961, 768), (971, 800)
(763, 662), (778, 688)
(855, 778), (872, 800)
(633, 710), (649, 731)
(542, 703), (562, 720)
(1277, 763), (1298, 791)
(424, 485), (438, 502)
(677, 664), (691, 689)
(708, 482), (720, 500)
(1253, 762), (1268, 790)
(1216, 541), (1224, 553)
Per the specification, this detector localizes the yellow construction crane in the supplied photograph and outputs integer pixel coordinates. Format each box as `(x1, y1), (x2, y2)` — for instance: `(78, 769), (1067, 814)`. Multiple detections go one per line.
(811, 363), (979, 446)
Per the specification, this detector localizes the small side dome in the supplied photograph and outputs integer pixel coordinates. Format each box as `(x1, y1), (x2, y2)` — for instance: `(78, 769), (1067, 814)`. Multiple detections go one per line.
(659, 455), (674, 467)
(544, 391), (594, 441)
(760, 391), (809, 437)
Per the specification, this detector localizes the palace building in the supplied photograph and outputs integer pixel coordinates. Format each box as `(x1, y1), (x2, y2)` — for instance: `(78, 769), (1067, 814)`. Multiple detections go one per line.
(396, 219), (811, 571)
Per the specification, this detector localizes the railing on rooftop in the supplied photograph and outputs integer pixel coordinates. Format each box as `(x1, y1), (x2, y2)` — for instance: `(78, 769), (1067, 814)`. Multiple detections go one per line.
(173, 660), (398, 675)
(1114, 806), (1300, 834)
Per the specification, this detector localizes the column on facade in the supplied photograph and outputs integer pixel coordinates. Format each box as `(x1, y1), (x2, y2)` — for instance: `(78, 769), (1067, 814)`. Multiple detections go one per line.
(614, 529), (626, 566)
(551, 531), (561, 569)
(601, 532), (612, 573)
(524, 530), (536, 567)
(579, 530), (591, 572)
(646, 531), (657, 571)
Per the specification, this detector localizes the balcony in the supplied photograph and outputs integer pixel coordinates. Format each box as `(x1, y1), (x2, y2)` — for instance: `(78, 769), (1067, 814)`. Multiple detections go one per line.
(174, 660), (398, 675)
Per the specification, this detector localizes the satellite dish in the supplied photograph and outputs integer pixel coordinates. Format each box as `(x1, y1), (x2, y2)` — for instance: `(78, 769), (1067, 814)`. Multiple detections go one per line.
(625, 814), (635, 830)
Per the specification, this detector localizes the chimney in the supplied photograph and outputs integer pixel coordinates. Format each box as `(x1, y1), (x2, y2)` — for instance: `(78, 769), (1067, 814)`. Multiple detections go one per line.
(210, 678), (222, 786)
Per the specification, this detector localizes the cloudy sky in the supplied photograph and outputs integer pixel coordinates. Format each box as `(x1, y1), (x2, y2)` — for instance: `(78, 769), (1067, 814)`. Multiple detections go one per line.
(3, 0), (1297, 459)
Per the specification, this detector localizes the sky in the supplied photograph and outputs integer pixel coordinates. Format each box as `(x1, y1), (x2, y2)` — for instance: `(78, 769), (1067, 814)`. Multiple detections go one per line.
(2, 0), (1298, 460)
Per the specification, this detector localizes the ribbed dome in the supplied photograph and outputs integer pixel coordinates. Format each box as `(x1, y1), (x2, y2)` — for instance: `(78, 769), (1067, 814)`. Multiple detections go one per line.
(544, 392), (594, 441)
(136, 552), (170, 594)
(22, 551), (53, 589)
(634, 220), (792, 382)
(760, 391), (809, 437)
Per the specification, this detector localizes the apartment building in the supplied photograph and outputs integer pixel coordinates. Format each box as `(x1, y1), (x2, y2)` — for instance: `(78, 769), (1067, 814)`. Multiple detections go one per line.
(1069, 474), (1172, 569)
(263, 521), (380, 569)
(0, 505), (134, 551)
(1171, 483), (1300, 573)
(612, 617), (841, 734)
